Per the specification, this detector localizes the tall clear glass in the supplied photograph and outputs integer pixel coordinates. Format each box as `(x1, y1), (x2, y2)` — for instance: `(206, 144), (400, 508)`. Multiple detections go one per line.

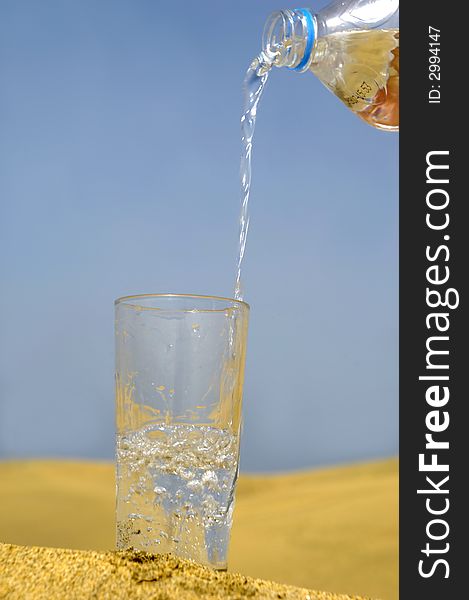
(115, 294), (249, 570)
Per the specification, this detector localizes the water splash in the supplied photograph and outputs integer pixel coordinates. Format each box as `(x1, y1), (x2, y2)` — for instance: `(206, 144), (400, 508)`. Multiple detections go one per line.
(234, 55), (272, 301)
(116, 423), (238, 569)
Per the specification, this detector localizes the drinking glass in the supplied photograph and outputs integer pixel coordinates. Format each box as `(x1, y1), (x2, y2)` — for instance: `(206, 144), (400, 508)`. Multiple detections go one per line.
(115, 294), (249, 569)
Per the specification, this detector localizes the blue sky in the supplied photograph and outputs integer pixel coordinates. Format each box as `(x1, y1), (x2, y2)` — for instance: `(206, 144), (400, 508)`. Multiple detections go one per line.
(0, 0), (398, 471)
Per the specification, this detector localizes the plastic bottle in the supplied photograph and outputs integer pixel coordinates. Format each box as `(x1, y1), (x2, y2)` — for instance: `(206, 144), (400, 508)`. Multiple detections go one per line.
(262, 0), (399, 130)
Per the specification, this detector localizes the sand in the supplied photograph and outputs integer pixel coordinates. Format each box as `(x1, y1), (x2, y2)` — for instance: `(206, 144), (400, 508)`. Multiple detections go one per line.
(0, 543), (371, 600)
(0, 459), (397, 599)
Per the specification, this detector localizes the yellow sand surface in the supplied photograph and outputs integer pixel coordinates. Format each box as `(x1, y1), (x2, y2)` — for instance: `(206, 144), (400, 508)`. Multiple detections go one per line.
(0, 459), (397, 599)
(0, 543), (369, 600)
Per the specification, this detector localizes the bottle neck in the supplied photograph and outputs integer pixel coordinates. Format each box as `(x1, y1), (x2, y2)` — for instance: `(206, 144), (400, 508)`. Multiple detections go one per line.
(262, 8), (317, 72)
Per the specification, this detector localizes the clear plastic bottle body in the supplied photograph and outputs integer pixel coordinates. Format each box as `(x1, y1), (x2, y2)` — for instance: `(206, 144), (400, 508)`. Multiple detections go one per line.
(262, 1), (399, 131)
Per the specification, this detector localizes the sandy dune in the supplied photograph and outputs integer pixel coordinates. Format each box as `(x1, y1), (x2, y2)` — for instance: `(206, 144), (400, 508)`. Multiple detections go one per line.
(0, 459), (397, 599)
(0, 543), (370, 600)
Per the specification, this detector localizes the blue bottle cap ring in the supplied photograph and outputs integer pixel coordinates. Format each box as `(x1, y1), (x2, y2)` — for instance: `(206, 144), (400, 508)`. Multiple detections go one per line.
(289, 8), (315, 72)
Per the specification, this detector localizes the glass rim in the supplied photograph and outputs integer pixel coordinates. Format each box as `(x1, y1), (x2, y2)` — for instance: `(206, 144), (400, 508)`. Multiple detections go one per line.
(114, 293), (250, 312)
